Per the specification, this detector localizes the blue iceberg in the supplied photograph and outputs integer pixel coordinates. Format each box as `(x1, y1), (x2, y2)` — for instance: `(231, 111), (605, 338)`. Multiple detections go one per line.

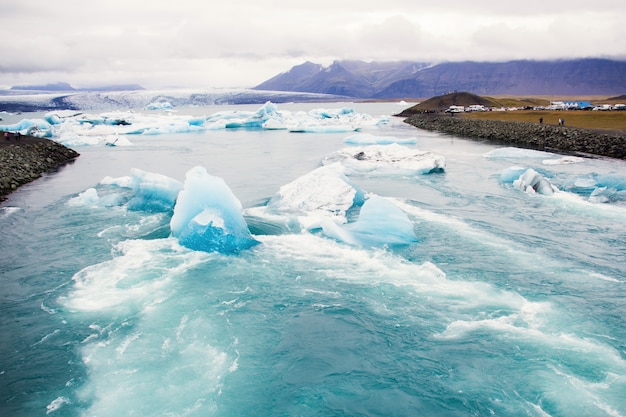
(126, 169), (183, 212)
(322, 196), (418, 247)
(170, 167), (259, 253)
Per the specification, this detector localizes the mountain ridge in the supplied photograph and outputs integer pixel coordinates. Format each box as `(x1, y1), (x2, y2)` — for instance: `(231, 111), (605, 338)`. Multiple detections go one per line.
(254, 59), (626, 98)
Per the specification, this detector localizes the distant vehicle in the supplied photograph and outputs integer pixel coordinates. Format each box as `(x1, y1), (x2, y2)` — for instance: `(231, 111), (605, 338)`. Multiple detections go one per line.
(445, 105), (465, 113)
(593, 104), (612, 111)
(466, 105), (486, 112)
(614, 104), (626, 111)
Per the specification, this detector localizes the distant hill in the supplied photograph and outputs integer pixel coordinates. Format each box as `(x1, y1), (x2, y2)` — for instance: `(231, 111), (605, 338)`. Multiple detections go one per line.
(397, 92), (500, 115)
(254, 59), (626, 98)
(396, 92), (554, 116)
(11, 82), (76, 91)
(10, 83), (145, 92)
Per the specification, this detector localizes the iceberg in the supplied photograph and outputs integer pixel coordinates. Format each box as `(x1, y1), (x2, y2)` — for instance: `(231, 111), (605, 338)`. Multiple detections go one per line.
(127, 169), (183, 212)
(266, 163), (365, 226)
(0, 102), (386, 146)
(484, 147), (553, 159)
(145, 101), (173, 110)
(513, 168), (556, 195)
(343, 133), (417, 145)
(499, 166), (528, 183)
(321, 196), (418, 247)
(0, 118), (54, 137)
(561, 173), (626, 203)
(322, 144), (445, 175)
(100, 169), (183, 212)
(170, 167), (259, 253)
(67, 188), (101, 207)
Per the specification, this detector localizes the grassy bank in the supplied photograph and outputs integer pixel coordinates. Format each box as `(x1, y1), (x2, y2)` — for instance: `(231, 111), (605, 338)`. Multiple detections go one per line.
(461, 110), (626, 132)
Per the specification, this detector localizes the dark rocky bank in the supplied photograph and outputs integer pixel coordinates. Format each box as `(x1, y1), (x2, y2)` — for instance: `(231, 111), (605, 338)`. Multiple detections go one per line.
(403, 114), (626, 160)
(0, 135), (80, 201)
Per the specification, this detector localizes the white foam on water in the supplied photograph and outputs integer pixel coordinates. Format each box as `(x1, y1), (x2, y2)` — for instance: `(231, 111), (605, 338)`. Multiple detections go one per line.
(0, 206), (22, 218)
(255, 233), (530, 314)
(46, 396), (70, 414)
(59, 238), (208, 314)
(551, 189), (626, 219)
(59, 236), (236, 416)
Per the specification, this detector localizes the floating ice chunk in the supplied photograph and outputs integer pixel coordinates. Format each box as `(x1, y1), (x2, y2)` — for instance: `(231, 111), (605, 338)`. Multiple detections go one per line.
(67, 187), (123, 208)
(170, 166), (258, 253)
(0, 118), (53, 137)
(145, 101), (173, 110)
(499, 166), (528, 183)
(262, 118), (286, 130)
(288, 124), (358, 133)
(46, 396), (70, 414)
(484, 147), (553, 159)
(321, 196), (418, 247)
(560, 173), (626, 203)
(343, 133), (417, 145)
(100, 175), (133, 188)
(513, 168), (556, 195)
(542, 156), (585, 165)
(68, 188), (101, 206)
(126, 169), (183, 212)
(100, 169), (183, 211)
(105, 135), (132, 146)
(322, 144), (445, 175)
(267, 163), (364, 224)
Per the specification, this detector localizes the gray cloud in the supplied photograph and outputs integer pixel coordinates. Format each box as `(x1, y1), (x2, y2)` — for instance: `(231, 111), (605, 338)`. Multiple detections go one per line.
(1, 0), (624, 88)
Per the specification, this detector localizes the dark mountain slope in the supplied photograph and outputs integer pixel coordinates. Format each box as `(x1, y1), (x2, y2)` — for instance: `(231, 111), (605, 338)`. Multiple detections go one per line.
(254, 61), (323, 91)
(254, 59), (626, 98)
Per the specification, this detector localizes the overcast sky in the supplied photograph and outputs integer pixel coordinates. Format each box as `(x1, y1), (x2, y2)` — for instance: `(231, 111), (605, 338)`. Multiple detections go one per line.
(1, 0), (625, 89)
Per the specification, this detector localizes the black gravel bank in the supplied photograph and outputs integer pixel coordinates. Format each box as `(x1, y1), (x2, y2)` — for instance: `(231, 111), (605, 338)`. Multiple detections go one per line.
(404, 113), (626, 159)
(0, 135), (80, 201)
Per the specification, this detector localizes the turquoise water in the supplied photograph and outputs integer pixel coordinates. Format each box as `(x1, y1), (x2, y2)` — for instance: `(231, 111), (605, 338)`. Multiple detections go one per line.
(1, 103), (626, 416)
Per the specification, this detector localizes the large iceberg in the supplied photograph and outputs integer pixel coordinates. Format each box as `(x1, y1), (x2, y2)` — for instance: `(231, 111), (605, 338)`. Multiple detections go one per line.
(322, 144), (445, 175)
(266, 163), (365, 226)
(170, 167), (259, 253)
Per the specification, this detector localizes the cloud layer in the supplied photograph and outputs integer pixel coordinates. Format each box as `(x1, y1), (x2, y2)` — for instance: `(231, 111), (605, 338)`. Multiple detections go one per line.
(1, 0), (625, 88)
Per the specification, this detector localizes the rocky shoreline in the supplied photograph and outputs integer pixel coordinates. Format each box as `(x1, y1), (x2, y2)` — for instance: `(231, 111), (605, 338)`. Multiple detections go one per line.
(0, 136), (80, 201)
(403, 113), (626, 160)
